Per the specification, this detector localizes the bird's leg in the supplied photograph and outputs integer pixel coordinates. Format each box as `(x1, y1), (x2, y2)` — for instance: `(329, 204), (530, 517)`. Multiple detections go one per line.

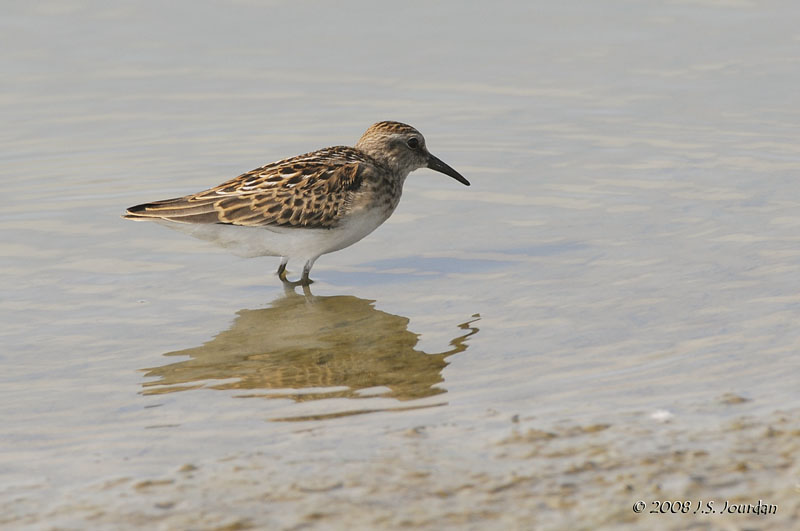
(300, 283), (313, 297)
(300, 258), (316, 286)
(277, 257), (316, 286)
(277, 257), (289, 282)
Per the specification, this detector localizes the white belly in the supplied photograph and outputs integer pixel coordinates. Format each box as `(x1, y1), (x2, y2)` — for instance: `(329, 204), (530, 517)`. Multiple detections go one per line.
(154, 207), (391, 262)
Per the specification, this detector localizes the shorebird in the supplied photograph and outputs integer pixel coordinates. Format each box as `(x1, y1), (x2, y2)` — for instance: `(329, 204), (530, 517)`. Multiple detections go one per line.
(124, 121), (469, 285)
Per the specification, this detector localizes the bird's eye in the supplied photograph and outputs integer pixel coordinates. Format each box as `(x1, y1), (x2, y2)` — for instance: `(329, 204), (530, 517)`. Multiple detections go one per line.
(407, 137), (420, 149)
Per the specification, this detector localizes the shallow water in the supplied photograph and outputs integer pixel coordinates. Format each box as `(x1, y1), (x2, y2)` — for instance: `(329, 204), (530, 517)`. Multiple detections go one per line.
(2, 1), (800, 529)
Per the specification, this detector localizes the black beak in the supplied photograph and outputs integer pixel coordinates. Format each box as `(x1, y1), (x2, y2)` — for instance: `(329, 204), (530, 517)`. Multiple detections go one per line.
(427, 153), (470, 186)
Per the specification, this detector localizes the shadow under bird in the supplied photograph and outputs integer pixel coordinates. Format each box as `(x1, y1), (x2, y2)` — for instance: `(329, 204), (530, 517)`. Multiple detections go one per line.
(124, 121), (469, 285)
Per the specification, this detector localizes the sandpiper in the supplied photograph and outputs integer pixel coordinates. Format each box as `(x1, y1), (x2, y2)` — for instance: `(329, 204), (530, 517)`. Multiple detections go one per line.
(124, 121), (469, 285)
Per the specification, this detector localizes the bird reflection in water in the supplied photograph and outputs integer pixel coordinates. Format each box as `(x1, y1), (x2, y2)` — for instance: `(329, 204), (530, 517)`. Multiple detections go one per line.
(141, 286), (479, 420)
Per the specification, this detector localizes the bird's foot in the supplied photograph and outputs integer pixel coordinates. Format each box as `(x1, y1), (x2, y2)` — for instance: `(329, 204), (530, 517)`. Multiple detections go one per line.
(276, 258), (314, 288)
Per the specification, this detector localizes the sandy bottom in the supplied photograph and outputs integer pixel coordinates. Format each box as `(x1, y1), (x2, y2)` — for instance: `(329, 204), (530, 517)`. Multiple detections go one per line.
(6, 406), (797, 531)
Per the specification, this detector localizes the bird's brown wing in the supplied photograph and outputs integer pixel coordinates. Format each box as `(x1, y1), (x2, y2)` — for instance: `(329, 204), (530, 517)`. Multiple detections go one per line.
(124, 147), (370, 229)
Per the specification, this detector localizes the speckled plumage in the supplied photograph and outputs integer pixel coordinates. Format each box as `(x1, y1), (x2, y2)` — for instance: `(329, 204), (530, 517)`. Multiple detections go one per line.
(124, 121), (469, 285)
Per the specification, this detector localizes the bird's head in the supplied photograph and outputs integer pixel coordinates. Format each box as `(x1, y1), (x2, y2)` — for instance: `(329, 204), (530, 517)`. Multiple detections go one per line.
(355, 121), (470, 186)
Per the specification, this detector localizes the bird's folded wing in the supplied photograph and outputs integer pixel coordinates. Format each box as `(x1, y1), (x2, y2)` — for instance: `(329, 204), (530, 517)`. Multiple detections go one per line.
(124, 156), (365, 229)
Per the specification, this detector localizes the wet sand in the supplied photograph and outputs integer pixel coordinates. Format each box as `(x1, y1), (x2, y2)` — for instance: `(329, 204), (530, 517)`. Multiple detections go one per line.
(7, 405), (797, 530)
